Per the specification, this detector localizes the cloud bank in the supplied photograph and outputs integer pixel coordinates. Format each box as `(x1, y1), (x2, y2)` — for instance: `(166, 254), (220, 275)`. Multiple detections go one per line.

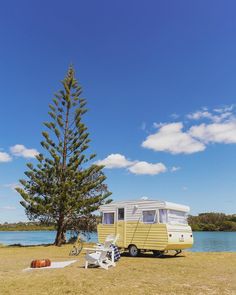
(10, 144), (39, 158)
(128, 161), (167, 175)
(142, 122), (205, 154)
(142, 106), (236, 154)
(96, 153), (167, 175)
(96, 153), (133, 168)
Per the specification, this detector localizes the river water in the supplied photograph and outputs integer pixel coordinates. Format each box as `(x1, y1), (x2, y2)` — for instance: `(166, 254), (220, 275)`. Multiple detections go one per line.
(0, 231), (235, 252)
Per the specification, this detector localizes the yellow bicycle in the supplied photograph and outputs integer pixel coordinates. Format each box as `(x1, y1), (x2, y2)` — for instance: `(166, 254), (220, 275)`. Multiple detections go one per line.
(69, 235), (84, 256)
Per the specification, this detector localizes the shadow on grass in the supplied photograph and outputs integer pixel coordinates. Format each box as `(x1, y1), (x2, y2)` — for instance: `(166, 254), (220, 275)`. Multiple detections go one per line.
(120, 252), (185, 259)
(7, 243), (54, 248)
(5, 240), (89, 248)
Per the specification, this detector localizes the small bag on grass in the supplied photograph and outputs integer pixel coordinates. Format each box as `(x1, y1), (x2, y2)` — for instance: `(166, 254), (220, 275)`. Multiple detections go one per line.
(30, 259), (51, 268)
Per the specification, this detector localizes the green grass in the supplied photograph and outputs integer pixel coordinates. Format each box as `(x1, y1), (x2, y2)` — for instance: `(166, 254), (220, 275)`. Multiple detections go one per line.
(0, 244), (235, 295)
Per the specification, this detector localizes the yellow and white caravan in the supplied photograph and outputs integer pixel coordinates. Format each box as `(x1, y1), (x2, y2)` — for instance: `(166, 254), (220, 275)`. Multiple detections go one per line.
(97, 199), (193, 256)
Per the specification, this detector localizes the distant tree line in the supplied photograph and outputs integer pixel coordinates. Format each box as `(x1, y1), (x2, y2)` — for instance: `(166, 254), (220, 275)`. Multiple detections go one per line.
(188, 213), (236, 231)
(0, 222), (56, 231)
(2, 213), (235, 232)
(0, 215), (99, 233)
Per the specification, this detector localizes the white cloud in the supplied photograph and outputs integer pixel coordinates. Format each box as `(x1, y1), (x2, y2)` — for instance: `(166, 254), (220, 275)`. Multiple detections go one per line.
(189, 121), (236, 144)
(142, 122), (206, 154)
(0, 152), (12, 162)
(171, 166), (181, 172)
(187, 110), (212, 120)
(96, 153), (133, 168)
(187, 110), (232, 123)
(143, 106), (236, 154)
(0, 206), (16, 210)
(128, 161), (167, 175)
(213, 105), (234, 113)
(182, 186), (188, 191)
(153, 122), (165, 128)
(170, 113), (180, 119)
(187, 105), (234, 123)
(96, 154), (167, 176)
(10, 144), (39, 159)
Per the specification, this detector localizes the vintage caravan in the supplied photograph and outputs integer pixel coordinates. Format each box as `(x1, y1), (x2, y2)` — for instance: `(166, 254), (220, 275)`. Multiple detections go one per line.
(97, 199), (193, 256)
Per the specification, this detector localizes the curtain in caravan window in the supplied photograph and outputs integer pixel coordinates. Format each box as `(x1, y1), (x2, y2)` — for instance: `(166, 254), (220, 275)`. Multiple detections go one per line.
(103, 212), (115, 224)
(159, 209), (168, 223)
(143, 210), (156, 223)
(168, 210), (187, 225)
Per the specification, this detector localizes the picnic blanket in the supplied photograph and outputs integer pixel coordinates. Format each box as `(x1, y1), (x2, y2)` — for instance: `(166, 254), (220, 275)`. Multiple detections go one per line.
(23, 260), (77, 272)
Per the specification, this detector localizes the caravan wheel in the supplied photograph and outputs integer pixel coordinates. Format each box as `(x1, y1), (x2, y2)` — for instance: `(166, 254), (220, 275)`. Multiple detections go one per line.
(128, 245), (139, 257)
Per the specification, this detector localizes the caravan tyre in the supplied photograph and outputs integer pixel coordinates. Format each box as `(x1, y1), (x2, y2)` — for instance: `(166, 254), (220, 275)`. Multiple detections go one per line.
(129, 245), (139, 257)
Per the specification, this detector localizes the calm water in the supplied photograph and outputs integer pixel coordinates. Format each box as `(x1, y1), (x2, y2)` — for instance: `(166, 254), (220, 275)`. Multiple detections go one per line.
(0, 231), (235, 252)
(191, 231), (236, 252)
(0, 231), (98, 246)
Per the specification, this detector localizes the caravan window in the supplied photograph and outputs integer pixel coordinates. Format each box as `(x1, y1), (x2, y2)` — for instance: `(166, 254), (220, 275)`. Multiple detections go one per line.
(168, 210), (187, 225)
(142, 210), (156, 223)
(159, 209), (168, 223)
(118, 208), (124, 220)
(103, 212), (115, 224)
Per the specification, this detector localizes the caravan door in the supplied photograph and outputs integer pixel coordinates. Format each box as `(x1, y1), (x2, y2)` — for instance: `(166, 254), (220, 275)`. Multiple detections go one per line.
(116, 208), (125, 247)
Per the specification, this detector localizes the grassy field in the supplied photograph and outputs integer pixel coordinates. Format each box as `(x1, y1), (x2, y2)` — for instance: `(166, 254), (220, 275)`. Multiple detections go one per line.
(0, 244), (235, 295)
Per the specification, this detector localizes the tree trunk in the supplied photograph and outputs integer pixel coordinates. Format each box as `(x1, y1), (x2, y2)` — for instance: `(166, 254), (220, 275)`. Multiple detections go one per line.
(54, 216), (66, 246)
(54, 93), (70, 247)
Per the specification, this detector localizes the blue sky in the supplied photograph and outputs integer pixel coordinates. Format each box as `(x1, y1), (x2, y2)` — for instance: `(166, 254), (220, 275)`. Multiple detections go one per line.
(0, 0), (236, 222)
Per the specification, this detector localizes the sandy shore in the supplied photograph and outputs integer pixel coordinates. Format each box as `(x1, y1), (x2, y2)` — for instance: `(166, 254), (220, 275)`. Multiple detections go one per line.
(0, 244), (235, 295)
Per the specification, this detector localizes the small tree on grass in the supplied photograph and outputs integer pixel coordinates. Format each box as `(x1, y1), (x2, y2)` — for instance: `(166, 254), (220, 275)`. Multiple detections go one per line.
(16, 67), (111, 246)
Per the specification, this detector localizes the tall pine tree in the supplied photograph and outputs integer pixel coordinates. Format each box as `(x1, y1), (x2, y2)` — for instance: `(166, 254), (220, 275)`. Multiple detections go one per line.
(16, 67), (111, 246)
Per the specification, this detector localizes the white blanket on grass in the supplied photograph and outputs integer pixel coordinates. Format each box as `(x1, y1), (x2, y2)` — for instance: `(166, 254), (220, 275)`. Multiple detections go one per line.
(23, 260), (77, 272)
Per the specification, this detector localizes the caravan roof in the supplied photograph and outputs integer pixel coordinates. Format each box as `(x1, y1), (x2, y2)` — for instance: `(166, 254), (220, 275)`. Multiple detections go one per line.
(99, 200), (190, 213)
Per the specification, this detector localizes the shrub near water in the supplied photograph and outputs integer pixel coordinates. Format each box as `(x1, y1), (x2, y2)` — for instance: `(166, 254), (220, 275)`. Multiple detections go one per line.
(188, 212), (236, 231)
